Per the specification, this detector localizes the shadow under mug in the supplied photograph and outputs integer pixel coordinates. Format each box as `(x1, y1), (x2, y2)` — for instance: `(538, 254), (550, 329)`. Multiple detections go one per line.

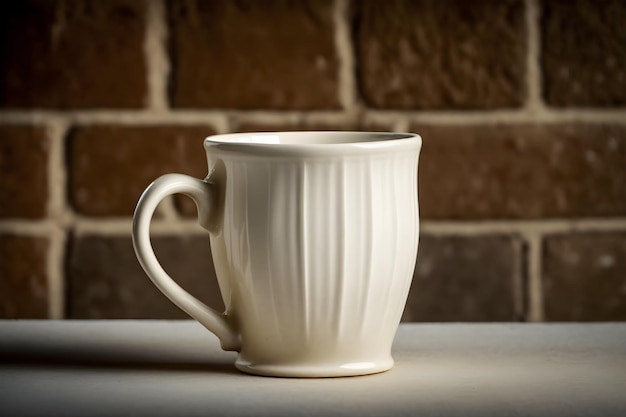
(132, 131), (422, 377)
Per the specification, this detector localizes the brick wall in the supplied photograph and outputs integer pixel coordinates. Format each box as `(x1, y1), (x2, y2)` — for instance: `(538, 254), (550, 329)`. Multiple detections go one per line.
(1, 0), (625, 322)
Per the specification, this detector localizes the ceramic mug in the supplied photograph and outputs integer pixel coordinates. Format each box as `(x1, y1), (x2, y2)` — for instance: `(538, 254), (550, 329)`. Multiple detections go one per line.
(132, 131), (421, 377)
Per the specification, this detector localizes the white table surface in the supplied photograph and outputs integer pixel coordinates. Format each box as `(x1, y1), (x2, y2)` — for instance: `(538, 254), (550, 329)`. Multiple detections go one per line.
(0, 321), (625, 417)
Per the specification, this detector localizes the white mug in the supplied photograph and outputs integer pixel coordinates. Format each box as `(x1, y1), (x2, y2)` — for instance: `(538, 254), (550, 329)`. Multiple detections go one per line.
(133, 131), (421, 377)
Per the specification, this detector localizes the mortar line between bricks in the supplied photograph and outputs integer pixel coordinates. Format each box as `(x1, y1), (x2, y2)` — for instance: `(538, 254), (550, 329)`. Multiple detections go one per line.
(367, 109), (626, 125)
(45, 120), (71, 320)
(230, 112), (304, 131)
(46, 121), (69, 224)
(144, 0), (181, 233)
(334, 0), (359, 112)
(511, 237), (526, 322)
(393, 119), (410, 133)
(419, 218), (626, 234)
(213, 114), (231, 134)
(524, 0), (546, 115)
(154, 196), (179, 221)
(145, 0), (169, 112)
(2, 109), (626, 126)
(72, 219), (207, 235)
(0, 221), (56, 236)
(48, 227), (66, 320)
(523, 232), (544, 322)
(5, 218), (626, 236)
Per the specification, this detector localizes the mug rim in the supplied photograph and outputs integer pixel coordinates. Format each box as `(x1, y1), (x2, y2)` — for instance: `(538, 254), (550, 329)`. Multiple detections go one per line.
(204, 131), (422, 157)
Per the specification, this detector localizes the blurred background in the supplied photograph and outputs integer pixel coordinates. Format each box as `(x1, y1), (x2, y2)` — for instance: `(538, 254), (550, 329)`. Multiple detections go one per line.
(0, 0), (624, 322)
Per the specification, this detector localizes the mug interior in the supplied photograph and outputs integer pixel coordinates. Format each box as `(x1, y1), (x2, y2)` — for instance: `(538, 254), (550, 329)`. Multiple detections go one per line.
(206, 131), (414, 145)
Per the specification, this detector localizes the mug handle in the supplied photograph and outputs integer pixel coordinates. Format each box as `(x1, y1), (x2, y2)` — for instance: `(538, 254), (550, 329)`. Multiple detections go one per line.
(132, 173), (240, 351)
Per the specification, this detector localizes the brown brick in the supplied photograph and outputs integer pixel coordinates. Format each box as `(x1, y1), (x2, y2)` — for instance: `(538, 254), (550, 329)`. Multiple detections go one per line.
(177, 123), (394, 216)
(68, 126), (214, 217)
(355, 0), (526, 109)
(169, 0), (339, 109)
(543, 233), (626, 321)
(67, 235), (224, 319)
(542, 0), (626, 107)
(402, 235), (523, 322)
(0, 126), (48, 218)
(414, 124), (626, 219)
(0, 0), (146, 108)
(0, 235), (48, 318)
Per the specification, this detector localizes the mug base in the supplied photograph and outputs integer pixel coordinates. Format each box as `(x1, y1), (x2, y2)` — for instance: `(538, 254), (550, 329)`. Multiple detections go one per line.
(234, 357), (394, 378)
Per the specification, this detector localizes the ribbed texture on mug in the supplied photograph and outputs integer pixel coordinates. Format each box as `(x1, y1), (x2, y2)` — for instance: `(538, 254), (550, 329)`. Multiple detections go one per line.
(212, 154), (419, 364)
